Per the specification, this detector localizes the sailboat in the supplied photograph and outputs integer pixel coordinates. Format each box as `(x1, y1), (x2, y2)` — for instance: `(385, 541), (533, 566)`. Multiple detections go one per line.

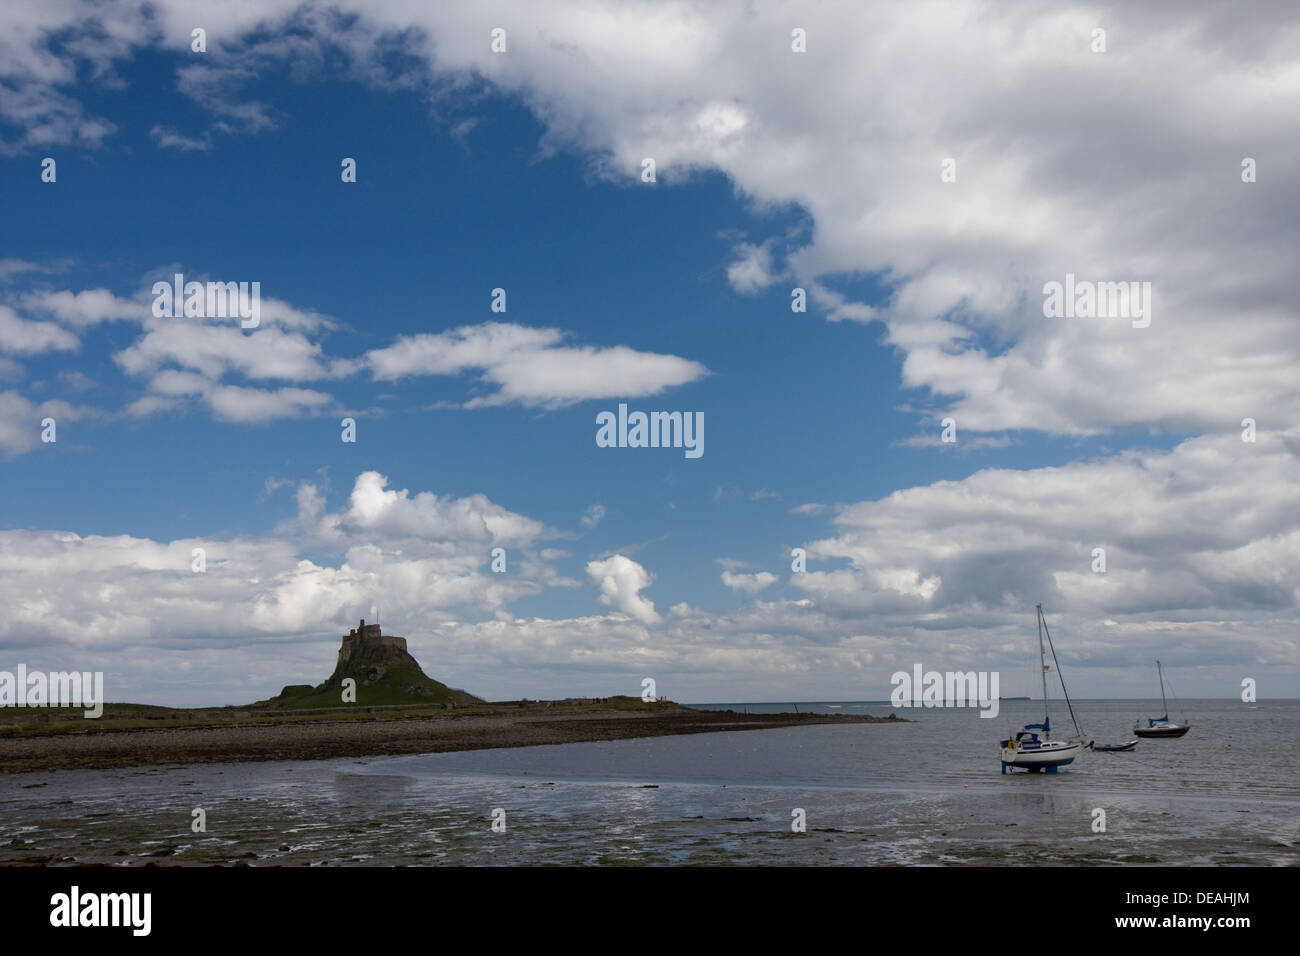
(1000, 605), (1092, 773)
(1134, 659), (1190, 738)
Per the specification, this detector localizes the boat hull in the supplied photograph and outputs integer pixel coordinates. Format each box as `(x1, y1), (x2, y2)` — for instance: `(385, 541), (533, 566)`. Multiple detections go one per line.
(1134, 724), (1190, 738)
(999, 740), (1082, 772)
(1093, 740), (1139, 752)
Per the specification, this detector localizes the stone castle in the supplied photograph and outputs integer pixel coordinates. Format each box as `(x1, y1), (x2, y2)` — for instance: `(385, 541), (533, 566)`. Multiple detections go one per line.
(326, 618), (426, 688)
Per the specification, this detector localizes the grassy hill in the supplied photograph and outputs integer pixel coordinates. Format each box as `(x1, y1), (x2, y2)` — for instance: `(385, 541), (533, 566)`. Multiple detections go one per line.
(256, 667), (483, 709)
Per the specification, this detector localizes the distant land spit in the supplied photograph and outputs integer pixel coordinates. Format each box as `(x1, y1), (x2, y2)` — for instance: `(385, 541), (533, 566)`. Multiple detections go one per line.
(0, 620), (902, 772)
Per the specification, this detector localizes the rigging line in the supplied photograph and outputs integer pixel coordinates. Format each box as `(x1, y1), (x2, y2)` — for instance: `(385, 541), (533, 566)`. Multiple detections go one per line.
(1040, 612), (1083, 737)
(1165, 668), (1181, 708)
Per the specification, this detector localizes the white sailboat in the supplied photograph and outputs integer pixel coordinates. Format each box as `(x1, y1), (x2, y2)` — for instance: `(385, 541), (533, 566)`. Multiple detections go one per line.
(1000, 604), (1092, 773)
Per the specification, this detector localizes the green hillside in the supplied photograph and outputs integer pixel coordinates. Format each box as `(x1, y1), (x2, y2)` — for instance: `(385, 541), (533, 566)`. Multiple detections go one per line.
(258, 667), (483, 709)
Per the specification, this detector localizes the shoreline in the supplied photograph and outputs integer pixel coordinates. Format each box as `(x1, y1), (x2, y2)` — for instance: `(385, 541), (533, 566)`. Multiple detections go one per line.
(0, 706), (900, 774)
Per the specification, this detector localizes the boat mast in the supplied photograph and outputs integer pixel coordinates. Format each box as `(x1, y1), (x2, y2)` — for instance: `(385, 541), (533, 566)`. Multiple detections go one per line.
(1157, 659), (1168, 717)
(1036, 604), (1049, 724)
(1040, 607), (1084, 737)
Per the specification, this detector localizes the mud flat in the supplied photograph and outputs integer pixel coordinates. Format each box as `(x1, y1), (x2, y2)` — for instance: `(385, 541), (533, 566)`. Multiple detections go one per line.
(0, 703), (900, 773)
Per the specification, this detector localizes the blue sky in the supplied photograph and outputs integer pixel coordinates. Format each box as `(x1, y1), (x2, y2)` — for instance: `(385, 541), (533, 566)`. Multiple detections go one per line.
(2, 2), (1297, 706)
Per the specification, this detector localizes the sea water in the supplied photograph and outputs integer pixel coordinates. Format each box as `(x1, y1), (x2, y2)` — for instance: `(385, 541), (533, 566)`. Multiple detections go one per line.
(0, 699), (1295, 865)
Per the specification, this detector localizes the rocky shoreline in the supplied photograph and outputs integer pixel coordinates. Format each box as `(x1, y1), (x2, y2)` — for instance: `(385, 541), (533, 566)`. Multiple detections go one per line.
(0, 707), (900, 774)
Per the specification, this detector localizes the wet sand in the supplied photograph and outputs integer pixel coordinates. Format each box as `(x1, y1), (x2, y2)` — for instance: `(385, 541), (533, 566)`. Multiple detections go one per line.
(0, 707), (897, 773)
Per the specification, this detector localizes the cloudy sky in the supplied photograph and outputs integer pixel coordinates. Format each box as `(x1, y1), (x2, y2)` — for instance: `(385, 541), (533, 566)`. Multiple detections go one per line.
(2, 1), (1297, 706)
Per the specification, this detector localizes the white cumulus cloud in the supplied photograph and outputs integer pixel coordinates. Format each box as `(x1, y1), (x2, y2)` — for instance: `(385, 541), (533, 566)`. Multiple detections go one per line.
(586, 554), (661, 625)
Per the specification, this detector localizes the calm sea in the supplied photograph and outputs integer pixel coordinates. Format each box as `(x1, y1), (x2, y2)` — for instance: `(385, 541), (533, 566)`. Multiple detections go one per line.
(1, 699), (1295, 865)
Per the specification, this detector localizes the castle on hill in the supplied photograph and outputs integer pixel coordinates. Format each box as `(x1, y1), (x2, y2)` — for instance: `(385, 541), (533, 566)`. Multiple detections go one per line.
(266, 617), (482, 707)
(327, 619), (422, 687)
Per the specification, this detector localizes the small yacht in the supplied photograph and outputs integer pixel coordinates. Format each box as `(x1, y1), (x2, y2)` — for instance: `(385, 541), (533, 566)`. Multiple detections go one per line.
(1134, 660), (1190, 738)
(1000, 605), (1091, 773)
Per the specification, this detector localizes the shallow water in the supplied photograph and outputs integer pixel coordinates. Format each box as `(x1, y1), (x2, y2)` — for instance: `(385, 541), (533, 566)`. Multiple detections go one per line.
(1, 699), (1295, 865)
